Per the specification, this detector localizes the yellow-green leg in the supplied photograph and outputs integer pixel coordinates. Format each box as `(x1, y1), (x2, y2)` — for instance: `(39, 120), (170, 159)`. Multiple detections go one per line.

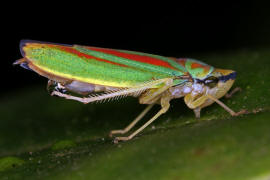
(51, 78), (174, 104)
(109, 103), (155, 137)
(114, 102), (170, 143)
(114, 90), (172, 143)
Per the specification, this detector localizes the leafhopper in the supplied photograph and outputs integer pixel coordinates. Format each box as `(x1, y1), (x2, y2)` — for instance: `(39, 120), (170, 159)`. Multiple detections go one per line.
(14, 40), (246, 142)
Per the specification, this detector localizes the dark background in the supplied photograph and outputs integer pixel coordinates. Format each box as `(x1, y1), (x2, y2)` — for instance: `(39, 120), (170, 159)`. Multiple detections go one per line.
(2, 3), (270, 93)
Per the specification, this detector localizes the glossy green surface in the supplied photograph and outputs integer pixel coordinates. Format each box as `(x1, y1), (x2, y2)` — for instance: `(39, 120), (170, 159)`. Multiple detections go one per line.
(1, 48), (270, 179)
(22, 43), (182, 87)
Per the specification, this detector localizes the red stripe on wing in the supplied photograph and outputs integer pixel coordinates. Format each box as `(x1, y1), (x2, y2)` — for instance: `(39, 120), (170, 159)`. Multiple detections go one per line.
(48, 45), (127, 67)
(86, 47), (177, 70)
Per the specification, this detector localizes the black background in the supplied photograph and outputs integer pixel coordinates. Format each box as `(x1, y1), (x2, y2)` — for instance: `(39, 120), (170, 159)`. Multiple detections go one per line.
(2, 2), (270, 93)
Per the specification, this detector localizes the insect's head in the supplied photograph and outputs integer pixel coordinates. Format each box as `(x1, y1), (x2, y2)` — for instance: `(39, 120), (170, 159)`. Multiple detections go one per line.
(204, 68), (236, 95)
(184, 68), (236, 109)
(198, 68), (236, 89)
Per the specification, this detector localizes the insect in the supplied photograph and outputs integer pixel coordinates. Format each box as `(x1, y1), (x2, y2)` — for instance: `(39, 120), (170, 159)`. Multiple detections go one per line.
(14, 40), (246, 142)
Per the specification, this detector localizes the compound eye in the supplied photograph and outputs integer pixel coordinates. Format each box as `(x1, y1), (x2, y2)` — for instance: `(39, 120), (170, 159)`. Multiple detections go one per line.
(204, 76), (219, 88)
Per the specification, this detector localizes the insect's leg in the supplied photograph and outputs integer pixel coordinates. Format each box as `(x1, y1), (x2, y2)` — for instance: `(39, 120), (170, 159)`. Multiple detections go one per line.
(207, 94), (248, 116)
(51, 91), (91, 104)
(110, 78), (173, 139)
(225, 87), (242, 98)
(51, 78), (173, 104)
(193, 108), (201, 118)
(114, 92), (171, 143)
(109, 103), (155, 136)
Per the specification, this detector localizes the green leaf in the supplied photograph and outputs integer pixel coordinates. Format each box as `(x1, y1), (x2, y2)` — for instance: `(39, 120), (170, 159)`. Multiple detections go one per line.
(0, 48), (270, 180)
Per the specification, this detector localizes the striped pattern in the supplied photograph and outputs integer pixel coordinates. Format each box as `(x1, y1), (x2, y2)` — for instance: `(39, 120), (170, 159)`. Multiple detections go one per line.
(19, 41), (214, 88)
(177, 59), (214, 79)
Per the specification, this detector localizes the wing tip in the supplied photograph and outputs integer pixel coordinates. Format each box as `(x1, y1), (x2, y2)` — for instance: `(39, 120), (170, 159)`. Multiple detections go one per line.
(20, 39), (73, 56)
(13, 58), (33, 71)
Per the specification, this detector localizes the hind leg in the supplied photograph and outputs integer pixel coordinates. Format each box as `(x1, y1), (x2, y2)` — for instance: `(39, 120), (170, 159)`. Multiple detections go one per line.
(109, 103), (155, 137)
(114, 92), (171, 143)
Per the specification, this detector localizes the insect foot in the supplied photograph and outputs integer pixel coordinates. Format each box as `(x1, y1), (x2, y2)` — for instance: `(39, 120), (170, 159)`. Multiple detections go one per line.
(232, 109), (249, 116)
(113, 136), (131, 143)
